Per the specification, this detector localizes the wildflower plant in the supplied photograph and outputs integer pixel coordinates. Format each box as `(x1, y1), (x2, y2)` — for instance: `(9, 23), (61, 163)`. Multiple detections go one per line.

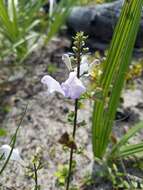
(1, 1), (143, 189)
(41, 32), (88, 190)
(41, 0), (143, 187)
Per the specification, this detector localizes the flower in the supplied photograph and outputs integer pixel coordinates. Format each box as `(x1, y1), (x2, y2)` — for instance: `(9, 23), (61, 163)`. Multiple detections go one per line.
(62, 54), (102, 80)
(62, 54), (89, 76)
(78, 56), (89, 76)
(0, 145), (22, 162)
(61, 72), (86, 99)
(41, 72), (86, 99)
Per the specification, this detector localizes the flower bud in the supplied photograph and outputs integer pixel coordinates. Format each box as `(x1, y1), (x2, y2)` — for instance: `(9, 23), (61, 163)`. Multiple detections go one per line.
(62, 54), (72, 71)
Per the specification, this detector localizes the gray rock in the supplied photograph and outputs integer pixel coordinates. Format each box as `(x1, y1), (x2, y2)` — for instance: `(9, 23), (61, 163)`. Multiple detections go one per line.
(67, 0), (143, 50)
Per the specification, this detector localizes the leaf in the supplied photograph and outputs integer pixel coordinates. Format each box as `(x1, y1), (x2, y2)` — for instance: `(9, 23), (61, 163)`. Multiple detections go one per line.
(58, 132), (77, 150)
(118, 142), (143, 158)
(45, 0), (76, 44)
(110, 121), (143, 158)
(0, 129), (7, 137)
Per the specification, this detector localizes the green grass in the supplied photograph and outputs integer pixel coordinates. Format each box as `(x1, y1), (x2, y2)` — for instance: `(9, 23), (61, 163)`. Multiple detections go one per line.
(0, 0), (76, 61)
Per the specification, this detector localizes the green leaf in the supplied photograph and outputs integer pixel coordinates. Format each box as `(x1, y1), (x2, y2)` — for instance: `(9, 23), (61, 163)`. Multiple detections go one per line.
(118, 142), (143, 158)
(110, 121), (143, 158)
(0, 0), (76, 61)
(45, 0), (76, 43)
(0, 129), (7, 137)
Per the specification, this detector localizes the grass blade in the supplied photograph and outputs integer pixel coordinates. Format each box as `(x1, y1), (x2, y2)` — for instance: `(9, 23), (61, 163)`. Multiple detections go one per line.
(110, 121), (143, 158)
(118, 143), (143, 158)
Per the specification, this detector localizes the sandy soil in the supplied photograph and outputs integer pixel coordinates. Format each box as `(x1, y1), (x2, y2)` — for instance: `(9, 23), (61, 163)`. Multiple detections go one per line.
(0, 37), (143, 190)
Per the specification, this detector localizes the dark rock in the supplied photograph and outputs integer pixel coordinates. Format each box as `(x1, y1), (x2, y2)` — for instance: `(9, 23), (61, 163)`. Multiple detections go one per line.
(67, 0), (143, 51)
(42, 0), (61, 13)
(116, 107), (139, 122)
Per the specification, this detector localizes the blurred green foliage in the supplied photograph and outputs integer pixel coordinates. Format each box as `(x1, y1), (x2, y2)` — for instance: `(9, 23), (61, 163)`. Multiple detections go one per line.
(0, 129), (7, 137)
(55, 161), (76, 187)
(79, 0), (115, 5)
(0, 0), (76, 62)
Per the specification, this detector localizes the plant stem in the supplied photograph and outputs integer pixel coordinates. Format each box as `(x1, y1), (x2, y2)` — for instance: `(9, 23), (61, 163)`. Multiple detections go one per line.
(66, 36), (81, 190)
(120, 159), (133, 188)
(66, 99), (78, 190)
(34, 163), (38, 190)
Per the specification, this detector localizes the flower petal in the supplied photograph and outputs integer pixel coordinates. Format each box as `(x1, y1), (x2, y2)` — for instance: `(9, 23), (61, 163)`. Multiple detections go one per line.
(41, 75), (65, 96)
(0, 145), (21, 162)
(62, 54), (72, 71)
(80, 56), (89, 74)
(74, 56), (89, 76)
(61, 72), (86, 99)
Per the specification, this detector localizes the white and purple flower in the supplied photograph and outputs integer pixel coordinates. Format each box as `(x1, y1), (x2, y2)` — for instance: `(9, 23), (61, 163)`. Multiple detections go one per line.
(41, 72), (86, 99)
(62, 54), (89, 76)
